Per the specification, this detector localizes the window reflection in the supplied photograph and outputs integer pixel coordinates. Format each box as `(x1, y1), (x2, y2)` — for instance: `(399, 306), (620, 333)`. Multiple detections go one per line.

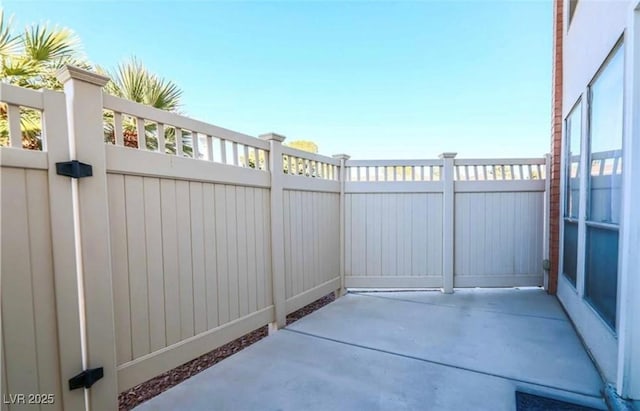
(584, 43), (624, 331)
(588, 46), (624, 224)
(565, 104), (581, 219)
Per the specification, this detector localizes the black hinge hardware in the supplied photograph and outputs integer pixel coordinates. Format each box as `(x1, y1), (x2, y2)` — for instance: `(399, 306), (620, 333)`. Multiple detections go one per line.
(56, 160), (93, 179)
(68, 367), (103, 390)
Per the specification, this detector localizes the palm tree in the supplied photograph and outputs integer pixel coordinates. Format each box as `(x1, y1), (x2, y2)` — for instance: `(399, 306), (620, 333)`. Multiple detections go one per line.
(101, 58), (188, 155)
(0, 10), (185, 153)
(0, 10), (89, 148)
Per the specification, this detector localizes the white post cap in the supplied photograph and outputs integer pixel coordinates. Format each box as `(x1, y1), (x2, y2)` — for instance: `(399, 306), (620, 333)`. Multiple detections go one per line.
(439, 152), (458, 159)
(332, 154), (351, 160)
(259, 133), (286, 143)
(55, 65), (110, 87)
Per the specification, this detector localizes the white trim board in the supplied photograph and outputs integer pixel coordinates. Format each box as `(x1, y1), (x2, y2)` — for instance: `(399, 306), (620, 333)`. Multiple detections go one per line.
(557, 274), (618, 383)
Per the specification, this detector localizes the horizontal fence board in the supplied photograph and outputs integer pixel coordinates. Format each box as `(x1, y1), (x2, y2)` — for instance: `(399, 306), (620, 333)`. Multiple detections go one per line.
(116, 306), (274, 392)
(454, 275), (543, 288)
(0, 82), (46, 109)
(454, 158), (546, 166)
(103, 94), (269, 150)
(286, 277), (340, 314)
(281, 146), (340, 166)
(0, 148), (48, 170)
(282, 174), (341, 192)
(106, 145), (270, 187)
(345, 181), (443, 193)
(346, 159), (443, 167)
(454, 180), (545, 192)
(345, 276), (443, 288)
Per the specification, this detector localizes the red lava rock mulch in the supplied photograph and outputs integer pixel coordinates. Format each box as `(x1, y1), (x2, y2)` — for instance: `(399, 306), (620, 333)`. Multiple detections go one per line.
(286, 293), (335, 325)
(119, 292), (337, 410)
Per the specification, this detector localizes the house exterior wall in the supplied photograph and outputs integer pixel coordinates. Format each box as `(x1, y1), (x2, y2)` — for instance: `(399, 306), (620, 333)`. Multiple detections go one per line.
(553, 0), (640, 400)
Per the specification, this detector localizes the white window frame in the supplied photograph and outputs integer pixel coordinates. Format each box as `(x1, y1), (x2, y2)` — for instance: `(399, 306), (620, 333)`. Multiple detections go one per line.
(585, 39), (624, 332)
(559, 98), (582, 289)
(559, 38), (625, 334)
(616, 1), (640, 400)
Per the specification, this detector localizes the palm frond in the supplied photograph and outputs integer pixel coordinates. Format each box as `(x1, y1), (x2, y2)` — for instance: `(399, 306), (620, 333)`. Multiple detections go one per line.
(105, 57), (182, 111)
(106, 57), (147, 102)
(1, 56), (39, 79)
(0, 10), (19, 57)
(22, 24), (80, 62)
(146, 75), (182, 111)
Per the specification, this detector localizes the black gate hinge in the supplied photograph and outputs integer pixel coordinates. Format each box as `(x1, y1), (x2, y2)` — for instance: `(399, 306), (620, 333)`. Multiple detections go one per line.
(56, 160), (93, 179)
(69, 367), (103, 390)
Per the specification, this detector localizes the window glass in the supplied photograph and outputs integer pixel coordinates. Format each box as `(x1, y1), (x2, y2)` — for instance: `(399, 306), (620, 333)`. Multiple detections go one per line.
(584, 226), (618, 329)
(588, 45), (624, 224)
(569, 0), (579, 24)
(565, 103), (581, 219)
(584, 42), (624, 331)
(563, 221), (578, 285)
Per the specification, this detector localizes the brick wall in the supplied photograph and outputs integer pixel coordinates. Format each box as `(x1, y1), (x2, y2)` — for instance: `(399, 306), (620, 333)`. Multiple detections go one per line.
(549, 0), (563, 294)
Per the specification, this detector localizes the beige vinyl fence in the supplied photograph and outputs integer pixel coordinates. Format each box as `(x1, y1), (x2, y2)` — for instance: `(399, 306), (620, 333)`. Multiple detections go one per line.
(343, 157), (549, 290)
(0, 66), (549, 410)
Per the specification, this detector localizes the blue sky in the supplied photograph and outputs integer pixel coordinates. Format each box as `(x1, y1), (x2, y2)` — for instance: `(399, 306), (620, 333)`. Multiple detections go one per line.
(3, 0), (552, 159)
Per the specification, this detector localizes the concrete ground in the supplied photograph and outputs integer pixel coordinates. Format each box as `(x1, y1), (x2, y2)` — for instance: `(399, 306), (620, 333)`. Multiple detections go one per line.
(135, 288), (606, 410)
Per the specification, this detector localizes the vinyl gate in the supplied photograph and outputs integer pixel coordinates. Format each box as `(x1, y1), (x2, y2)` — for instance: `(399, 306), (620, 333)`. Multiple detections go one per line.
(1, 85), (92, 410)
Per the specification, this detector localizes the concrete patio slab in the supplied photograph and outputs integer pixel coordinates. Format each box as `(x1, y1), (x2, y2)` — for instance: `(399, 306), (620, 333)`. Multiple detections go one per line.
(357, 287), (568, 320)
(134, 289), (605, 410)
(289, 290), (602, 396)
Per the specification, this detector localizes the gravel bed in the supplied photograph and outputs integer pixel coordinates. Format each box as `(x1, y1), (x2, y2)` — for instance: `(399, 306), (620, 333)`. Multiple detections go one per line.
(119, 292), (336, 410)
(286, 292), (335, 325)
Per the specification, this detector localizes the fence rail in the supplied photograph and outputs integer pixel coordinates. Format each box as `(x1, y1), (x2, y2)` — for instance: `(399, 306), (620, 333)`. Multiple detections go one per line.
(103, 93), (270, 169)
(454, 158), (546, 181)
(346, 159), (443, 182)
(0, 67), (551, 410)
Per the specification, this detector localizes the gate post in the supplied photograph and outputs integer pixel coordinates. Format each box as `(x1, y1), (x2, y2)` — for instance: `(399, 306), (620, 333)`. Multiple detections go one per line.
(261, 132), (287, 329)
(440, 152), (457, 294)
(56, 66), (118, 409)
(333, 154), (350, 296)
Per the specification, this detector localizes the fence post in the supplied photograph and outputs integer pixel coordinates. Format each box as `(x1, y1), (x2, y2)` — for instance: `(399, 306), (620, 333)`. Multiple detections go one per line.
(440, 152), (457, 294)
(333, 154), (350, 296)
(543, 153), (552, 291)
(56, 66), (118, 409)
(41, 88), (87, 410)
(261, 132), (287, 330)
